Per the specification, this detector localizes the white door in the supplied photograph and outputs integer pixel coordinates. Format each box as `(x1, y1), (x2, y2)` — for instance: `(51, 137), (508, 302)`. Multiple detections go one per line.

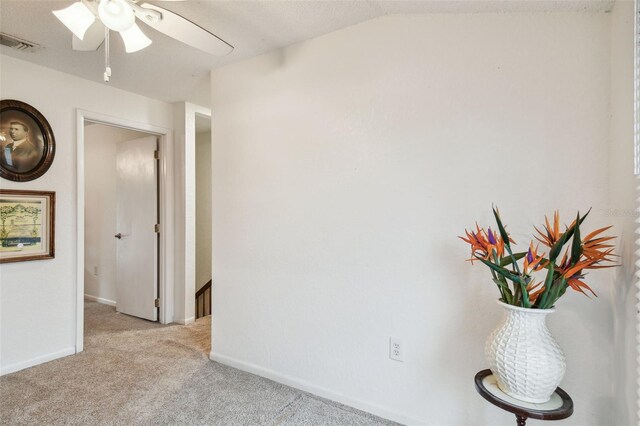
(115, 136), (158, 321)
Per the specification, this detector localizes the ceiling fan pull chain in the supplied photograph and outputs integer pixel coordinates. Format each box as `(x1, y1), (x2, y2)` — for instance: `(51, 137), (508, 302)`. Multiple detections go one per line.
(104, 27), (111, 83)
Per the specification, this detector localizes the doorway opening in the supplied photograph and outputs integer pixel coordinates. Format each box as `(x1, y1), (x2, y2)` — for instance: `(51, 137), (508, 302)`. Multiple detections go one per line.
(76, 110), (174, 353)
(83, 122), (159, 322)
(194, 113), (212, 321)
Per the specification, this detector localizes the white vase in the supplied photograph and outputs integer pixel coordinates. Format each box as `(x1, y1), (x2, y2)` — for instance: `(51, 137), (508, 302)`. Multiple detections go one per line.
(485, 300), (566, 403)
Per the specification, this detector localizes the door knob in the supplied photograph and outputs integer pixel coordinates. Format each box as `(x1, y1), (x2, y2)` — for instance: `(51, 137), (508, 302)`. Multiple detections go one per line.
(114, 233), (122, 239)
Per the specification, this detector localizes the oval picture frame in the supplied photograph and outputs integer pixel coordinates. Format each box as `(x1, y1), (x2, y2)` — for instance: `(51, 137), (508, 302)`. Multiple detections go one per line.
(0, 99), (55, 182)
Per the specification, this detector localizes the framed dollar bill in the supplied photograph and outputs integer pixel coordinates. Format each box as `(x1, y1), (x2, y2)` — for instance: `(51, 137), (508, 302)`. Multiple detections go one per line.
(0, 190), (55, 263)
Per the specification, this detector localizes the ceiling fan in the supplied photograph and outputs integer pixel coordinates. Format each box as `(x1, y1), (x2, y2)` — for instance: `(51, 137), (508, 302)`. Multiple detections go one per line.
(53, 0), (233, 81)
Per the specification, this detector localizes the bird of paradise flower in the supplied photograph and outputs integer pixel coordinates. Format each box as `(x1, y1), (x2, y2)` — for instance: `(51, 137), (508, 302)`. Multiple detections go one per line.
(460, 207), (618, 309)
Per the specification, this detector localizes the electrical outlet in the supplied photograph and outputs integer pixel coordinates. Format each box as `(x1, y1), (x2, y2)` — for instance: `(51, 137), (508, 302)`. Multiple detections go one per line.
(389, 337), (404, 362)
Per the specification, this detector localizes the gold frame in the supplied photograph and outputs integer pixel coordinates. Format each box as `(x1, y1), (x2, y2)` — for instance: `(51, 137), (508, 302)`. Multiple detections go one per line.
(0, 189), (55, 263)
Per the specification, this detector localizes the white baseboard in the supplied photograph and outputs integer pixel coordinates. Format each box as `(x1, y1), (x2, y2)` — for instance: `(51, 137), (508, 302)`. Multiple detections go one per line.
(209, 352), (424, 425)
(84, 294), (116, 306)
(1, 347), (76, 376)
(175, 316), (195, 325)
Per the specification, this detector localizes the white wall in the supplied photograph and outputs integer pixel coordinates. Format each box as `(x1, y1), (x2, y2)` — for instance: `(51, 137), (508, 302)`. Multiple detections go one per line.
(609, 1), (637, 425)
(196, 131), (212, 291)
(173, 103), (188, 323)
(210, 13), (617, 425)
(84, 124), (148, 305)
(0, 55), (174, 374)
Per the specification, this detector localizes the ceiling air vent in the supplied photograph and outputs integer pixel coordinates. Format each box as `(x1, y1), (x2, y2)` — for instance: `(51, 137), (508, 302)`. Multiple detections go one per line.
(0, 33), (41, 53)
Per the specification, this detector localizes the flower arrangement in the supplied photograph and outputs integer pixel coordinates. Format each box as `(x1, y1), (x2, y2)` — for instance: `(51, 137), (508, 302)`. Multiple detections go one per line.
(460, 207), (617, 309)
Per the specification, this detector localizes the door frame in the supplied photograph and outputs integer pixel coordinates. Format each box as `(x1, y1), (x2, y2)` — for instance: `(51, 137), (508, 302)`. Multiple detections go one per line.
(176, 103), (211, 324)
(75, 109), (173, 353)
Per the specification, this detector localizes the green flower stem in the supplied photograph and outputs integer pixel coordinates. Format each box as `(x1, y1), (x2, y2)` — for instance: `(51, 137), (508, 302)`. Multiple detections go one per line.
(518, 278), (530, 308)
(534, 262), (556, 309)
(504, 244), (519, 272)
(489, 267), (504, 301)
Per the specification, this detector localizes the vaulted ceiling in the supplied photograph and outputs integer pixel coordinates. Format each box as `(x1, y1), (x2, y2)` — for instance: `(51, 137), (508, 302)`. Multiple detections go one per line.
(0, 0), (614, 107)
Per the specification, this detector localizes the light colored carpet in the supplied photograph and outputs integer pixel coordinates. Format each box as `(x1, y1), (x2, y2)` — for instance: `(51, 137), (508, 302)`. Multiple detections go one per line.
(0, 302), (397, 426)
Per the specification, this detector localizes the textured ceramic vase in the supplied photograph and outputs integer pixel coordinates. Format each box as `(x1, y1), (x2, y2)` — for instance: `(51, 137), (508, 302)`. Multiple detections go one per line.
(485, 301), (566, 403)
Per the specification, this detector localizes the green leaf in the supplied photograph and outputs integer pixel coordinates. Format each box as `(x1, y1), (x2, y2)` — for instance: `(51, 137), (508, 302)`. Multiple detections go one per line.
(549, 209), (590, 261)
(493, 278), (510, 290)
(547, 277), (568, 308)
(549, 230), (571, 261)
(535, 261), (557, 309)
(478, 258), (521, 283)
(570, 212), (582, 265)
(500, 252), (526, 267)
(492, 206), (511, 247)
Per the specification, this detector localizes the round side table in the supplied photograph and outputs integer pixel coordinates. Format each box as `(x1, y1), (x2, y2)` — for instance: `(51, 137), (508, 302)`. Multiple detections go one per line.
(474, 369), (573, 425)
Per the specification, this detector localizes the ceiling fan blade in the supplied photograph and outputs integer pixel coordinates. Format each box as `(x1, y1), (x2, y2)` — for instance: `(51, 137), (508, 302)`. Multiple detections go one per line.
(72, 19), (105, 51)
(120, 22), (152, 53)
(136, 2), (233, 56)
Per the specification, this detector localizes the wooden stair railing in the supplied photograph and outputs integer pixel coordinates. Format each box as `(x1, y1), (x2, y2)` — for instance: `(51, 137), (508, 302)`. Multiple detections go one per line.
(195, 280), (212, 319)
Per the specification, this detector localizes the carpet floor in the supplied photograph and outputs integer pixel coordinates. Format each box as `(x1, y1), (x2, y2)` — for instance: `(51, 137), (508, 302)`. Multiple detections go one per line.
(0, 301), (397, 426)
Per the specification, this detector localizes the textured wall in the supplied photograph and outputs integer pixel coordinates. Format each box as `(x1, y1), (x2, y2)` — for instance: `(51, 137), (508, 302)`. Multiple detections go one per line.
(609, 1), (637, 424)
(210, 13), (615, 425)
(0, 55), (173, 374)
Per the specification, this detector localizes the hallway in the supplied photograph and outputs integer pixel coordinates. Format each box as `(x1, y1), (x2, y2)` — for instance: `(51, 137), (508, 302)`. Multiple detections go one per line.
(0, 302), (394, 425)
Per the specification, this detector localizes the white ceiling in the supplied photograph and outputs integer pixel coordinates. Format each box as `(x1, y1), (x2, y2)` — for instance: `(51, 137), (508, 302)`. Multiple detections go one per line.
(0, 0), (614, 107)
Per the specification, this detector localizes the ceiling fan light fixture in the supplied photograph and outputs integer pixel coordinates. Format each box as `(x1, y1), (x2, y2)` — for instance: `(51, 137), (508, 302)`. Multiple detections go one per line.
(98, 0), (135, 32)
(119, 23), (152, 53)
(52, 2), (96, 40)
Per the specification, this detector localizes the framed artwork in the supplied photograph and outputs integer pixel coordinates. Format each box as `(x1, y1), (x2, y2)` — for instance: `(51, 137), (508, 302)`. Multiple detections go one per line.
(0, 190), (55, 263)
(0, 99), (55, 182)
